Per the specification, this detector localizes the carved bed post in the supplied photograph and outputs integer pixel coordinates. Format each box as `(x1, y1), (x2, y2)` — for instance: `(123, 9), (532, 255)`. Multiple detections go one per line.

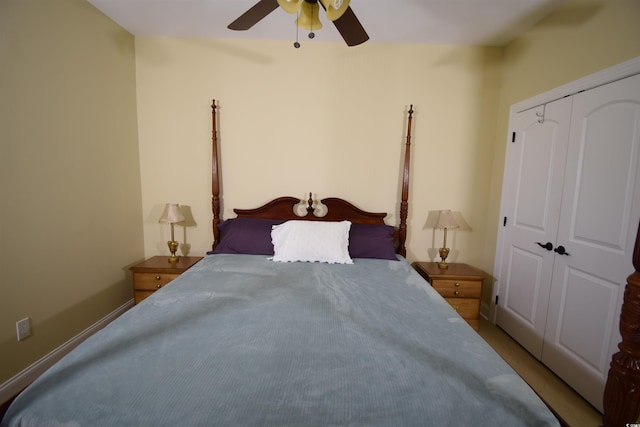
(603, 219), (640, 427)
(398, 105), (413, 258)
(211, 99), (221, 251)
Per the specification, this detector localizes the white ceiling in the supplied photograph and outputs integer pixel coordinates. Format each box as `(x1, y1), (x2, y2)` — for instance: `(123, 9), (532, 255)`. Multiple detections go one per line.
(86, 0), (565, 46)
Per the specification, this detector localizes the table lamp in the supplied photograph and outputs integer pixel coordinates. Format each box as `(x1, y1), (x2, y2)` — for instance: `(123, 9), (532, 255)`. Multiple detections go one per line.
(159, 203), (185, 262)
(435, 209), (459, 269)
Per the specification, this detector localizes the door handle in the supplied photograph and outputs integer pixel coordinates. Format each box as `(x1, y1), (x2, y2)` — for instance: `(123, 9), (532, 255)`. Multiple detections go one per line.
(554, 245), (570, 256)
(535, 242), (554, 251)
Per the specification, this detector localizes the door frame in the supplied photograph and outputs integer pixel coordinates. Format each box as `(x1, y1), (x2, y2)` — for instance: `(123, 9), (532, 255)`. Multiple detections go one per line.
(490, 56), (640, 323)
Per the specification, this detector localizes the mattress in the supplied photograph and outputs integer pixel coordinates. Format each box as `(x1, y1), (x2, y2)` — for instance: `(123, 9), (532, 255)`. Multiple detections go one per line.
(2, 254), (559, 426)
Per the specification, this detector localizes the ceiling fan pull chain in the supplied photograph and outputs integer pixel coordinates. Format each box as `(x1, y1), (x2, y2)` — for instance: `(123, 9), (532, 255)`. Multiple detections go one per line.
(309, 2), (315, 39)
(294, 6), (301, 48)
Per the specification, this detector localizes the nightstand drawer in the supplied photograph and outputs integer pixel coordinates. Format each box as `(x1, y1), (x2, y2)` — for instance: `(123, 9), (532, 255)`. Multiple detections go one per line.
(412, 262), (485, 332)
(133, 272), (180, 291)
(130, 256), (203, 304)
(431, 279), (482, 298)
(444, 297), (480, 320)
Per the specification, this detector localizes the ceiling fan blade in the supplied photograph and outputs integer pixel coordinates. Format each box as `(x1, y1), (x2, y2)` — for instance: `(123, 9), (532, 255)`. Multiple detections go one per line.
(228, 0), (280, 31)
(330, 6), (369, 46)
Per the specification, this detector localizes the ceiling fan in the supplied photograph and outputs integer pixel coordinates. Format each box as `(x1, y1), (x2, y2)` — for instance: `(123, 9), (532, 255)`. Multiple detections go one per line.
(228, 0), (369, 47)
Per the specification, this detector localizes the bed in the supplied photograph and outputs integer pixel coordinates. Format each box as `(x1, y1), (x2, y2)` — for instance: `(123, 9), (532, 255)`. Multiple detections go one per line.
(1, 102), (562, 426)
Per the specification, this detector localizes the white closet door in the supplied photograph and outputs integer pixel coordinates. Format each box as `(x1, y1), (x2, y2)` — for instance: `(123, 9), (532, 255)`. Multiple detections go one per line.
(541, 73), (640, 412)
(496, 97), (572, 358)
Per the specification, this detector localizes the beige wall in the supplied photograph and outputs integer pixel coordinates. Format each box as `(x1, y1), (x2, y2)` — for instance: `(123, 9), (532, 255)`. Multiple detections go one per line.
(136, 38), (503, 268)
(0, 0), (143, 384)
(485, 0), (640, 302)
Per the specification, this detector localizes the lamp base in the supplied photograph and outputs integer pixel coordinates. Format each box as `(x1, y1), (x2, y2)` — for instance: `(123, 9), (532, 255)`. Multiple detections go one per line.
(438, 247), (450, 269)
(167, 240), (180, 263)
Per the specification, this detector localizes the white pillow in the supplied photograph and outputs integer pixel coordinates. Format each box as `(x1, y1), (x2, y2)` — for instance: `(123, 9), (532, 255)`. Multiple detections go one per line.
(271, 220), (353, 264)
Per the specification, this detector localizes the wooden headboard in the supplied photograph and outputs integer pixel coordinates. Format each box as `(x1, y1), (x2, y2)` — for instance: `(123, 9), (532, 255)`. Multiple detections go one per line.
(234, 194), (387, 224)
(209, 100), (414, 256)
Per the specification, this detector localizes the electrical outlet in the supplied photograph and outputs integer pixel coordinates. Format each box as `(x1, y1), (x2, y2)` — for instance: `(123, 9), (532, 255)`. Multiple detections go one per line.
(16, 317), (31, 341)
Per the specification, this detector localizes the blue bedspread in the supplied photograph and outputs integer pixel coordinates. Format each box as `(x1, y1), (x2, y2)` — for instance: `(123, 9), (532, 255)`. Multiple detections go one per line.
(3, 255), (559, 426)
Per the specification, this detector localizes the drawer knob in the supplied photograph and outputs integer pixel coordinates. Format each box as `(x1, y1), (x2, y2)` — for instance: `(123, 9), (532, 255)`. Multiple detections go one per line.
(155, 276), (161, 280)
(453, 305), (459, 311)
(156, 284), (162, 289)
(454, 291), (460, 296)
(455, 282), (461, 287)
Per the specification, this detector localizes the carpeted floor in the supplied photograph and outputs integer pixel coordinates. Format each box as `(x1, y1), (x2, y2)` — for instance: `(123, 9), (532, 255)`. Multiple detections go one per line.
(477, 318), (602, 426)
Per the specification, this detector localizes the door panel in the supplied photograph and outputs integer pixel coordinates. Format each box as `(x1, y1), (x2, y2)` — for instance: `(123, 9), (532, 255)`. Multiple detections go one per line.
(505, 248), (544, 322)
(542, 73), (640, 412)
(496, 97), (572, 358)
(515, 122), (561, 231)
(542, 267), (617, 410)
(551, 268), (620, 369)
(572, 101), (640, 249)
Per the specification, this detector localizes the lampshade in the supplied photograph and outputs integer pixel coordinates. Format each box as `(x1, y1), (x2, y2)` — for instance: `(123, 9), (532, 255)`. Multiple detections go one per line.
(296, 0), (323, 30)
(320, 0), (350, 21)
(158, 203), (185, 224)
(279, 0), (350, 21)
(277, 0), (301, 14)
(435, 210), (459, 230)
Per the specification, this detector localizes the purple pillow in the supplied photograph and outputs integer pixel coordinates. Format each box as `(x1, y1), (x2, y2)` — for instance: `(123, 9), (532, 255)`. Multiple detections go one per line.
(211, 218), (284, 255)
(348, 223), (398, 260)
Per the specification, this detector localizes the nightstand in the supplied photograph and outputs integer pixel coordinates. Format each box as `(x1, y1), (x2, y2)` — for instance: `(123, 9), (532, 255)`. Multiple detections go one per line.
(130, 256), (203, 304)
(413, 262), (484, 331)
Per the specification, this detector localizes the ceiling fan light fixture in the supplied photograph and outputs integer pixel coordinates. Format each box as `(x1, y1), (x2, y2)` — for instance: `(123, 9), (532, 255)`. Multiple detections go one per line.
(228, 0), (367, 47)
(296, 1), (323, 31)
(320, 0), (350, 21)
(277, 0), (301, 14)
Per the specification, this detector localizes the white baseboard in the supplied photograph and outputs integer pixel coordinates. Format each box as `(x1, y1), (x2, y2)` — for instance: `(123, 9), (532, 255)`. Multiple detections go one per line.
(0, 299), (134, 404)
